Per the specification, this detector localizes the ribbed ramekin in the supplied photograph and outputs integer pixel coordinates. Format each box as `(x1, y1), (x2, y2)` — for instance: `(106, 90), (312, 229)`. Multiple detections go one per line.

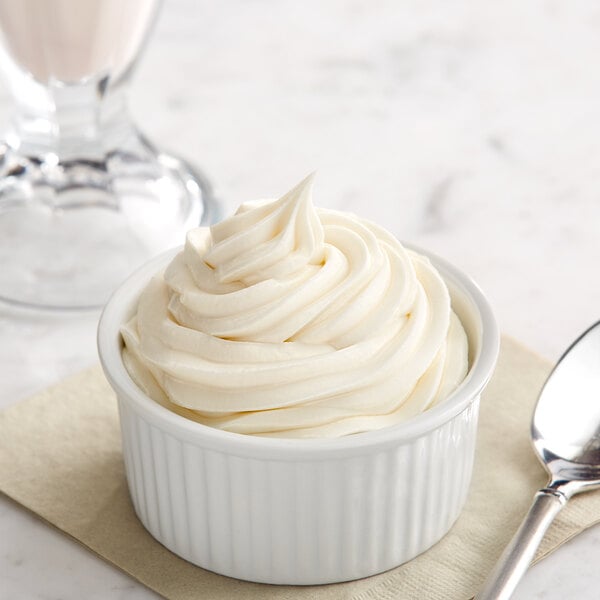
(97, 245), (499, 585)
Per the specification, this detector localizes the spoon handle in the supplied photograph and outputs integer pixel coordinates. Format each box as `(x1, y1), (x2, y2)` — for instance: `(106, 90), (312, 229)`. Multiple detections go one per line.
(475, 488), (567, 600)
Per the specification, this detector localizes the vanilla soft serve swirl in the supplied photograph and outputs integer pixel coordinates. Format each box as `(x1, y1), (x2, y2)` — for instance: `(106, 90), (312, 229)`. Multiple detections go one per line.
(121, 175), (468, 438)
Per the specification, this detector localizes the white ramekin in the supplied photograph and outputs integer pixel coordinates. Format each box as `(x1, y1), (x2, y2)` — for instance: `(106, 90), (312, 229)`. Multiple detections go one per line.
(98, 244), (499, 585)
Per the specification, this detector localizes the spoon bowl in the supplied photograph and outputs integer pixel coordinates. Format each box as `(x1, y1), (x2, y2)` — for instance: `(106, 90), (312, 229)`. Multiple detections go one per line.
(533, 321), (600, 485)
(477, 320), (600, 600)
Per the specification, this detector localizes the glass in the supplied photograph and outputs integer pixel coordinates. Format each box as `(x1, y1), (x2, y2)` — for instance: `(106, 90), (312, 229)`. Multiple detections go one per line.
(0, 0), (219, 310)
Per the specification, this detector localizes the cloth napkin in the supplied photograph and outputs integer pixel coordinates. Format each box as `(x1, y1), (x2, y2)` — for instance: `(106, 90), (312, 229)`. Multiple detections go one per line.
(1, 336), (600, 600)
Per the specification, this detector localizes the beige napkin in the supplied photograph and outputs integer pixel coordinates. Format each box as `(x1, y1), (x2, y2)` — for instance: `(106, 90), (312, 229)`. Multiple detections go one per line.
(1, 336), (600, 599)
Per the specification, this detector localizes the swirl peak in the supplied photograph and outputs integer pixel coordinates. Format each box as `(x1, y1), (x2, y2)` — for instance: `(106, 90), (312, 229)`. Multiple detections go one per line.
(205, 174), (324, 285)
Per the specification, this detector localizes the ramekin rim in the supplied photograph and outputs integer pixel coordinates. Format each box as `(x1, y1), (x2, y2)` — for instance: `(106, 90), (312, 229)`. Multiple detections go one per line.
(97, 243), (499, 456)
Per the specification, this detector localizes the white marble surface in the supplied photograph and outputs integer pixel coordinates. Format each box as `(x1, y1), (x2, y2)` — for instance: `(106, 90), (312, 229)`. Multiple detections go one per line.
(2, 0), (600, 597)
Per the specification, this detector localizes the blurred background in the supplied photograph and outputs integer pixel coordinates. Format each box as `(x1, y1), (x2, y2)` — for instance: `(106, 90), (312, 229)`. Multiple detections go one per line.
(1, 0), (600, 598)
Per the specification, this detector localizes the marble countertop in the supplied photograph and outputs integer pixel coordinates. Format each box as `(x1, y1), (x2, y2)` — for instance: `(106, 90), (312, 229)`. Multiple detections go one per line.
(2, 0), (600, 597)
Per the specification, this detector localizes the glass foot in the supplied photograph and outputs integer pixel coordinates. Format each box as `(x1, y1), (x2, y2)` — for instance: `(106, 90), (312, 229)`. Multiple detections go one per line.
(0, 143), (221, 311)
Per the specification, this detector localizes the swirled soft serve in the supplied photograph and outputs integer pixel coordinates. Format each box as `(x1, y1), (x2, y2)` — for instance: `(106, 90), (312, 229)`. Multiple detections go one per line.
(121, 174), (469, 438)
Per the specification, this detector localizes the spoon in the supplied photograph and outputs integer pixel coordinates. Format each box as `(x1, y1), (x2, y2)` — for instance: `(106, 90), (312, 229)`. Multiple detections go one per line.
(476, 320), (600, 600)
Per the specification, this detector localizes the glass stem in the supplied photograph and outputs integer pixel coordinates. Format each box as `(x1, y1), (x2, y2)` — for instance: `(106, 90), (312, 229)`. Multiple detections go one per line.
(7, 76), (135, 162)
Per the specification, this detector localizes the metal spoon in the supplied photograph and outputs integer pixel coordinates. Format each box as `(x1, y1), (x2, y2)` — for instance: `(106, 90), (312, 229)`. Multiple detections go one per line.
(476, 320), (600, 600)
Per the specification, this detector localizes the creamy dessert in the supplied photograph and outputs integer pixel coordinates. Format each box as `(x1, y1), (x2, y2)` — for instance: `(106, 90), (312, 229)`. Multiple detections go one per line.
(121, 175), (468, 438)
(0, 0), (159, 83)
